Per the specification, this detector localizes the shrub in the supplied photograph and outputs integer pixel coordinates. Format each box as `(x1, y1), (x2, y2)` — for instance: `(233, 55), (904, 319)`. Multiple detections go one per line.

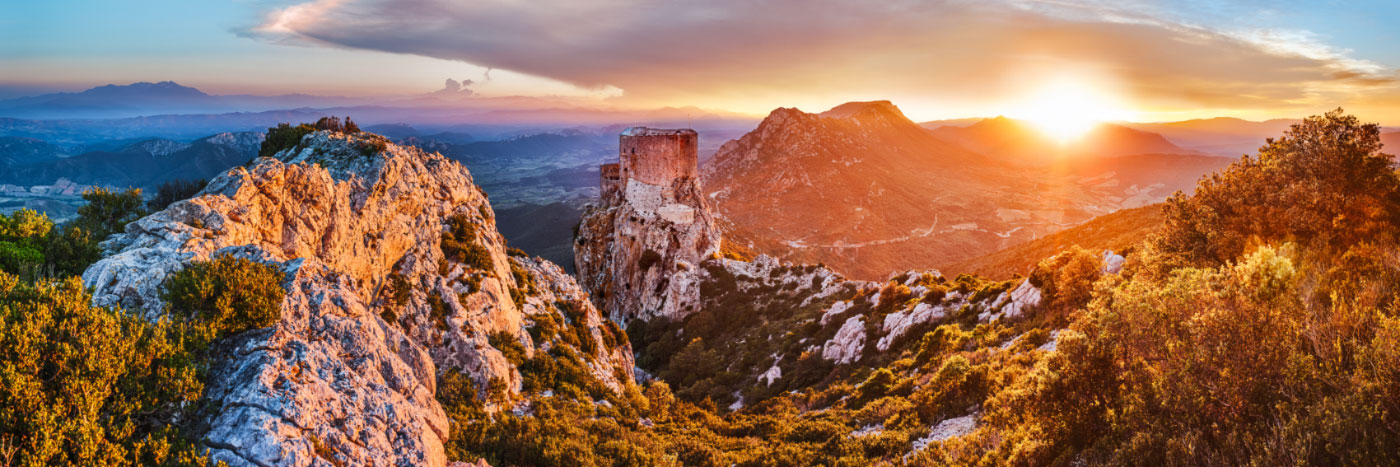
(488, 331), (528, 367)
(0, 209), (52, 278)
(441, 214), (494, 271)
(356, 138), (388, 157)
(74, 187), (145, 240)
(0, 272), (214, 466)
(385, 272), (412, 307)
(260, 122), (315, 159)
(1158, 108), (1400, 266)
(161, 255), (285, 339)
(41, 225), (100, 278)
(428, 294), (452, 331)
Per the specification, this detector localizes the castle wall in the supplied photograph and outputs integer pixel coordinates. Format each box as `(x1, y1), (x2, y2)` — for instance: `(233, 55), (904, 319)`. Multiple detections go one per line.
(619, 128), (698, 187)
(600, 163), (621, 192)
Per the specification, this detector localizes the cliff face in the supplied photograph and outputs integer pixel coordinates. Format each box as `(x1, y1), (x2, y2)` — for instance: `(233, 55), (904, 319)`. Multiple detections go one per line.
(575, 129), (722, 322)
(82, 131), (633, 467)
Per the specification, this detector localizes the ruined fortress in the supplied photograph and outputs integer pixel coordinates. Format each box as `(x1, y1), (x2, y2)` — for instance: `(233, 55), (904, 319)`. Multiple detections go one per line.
(600, 127), (699, 196)
(579, 126), (720, 321)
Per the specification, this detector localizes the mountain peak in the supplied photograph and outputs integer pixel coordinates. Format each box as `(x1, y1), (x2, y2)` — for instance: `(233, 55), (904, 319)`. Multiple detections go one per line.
(85, 81), (208, 97)
(819, 100), (908, 121)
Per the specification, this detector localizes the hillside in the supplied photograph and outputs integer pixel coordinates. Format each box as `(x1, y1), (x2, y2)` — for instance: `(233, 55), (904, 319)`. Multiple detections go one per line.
(949, 204), (1164, 279)
(702, 101), (1229, 279)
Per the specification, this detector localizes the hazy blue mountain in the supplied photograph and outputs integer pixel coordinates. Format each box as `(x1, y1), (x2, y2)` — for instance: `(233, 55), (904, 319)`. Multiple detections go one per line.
(0, 132), (263, 189)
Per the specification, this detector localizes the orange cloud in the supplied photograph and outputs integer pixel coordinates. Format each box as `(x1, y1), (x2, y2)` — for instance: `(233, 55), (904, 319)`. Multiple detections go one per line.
(245, 0), (1400, 120)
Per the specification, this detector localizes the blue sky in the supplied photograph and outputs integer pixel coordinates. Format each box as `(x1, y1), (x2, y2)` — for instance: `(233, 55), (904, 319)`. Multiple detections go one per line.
(3, 0), (1399, 122)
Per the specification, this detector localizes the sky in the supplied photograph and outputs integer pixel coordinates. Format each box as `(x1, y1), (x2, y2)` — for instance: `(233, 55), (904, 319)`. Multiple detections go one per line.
(3, 0), (1400, 123)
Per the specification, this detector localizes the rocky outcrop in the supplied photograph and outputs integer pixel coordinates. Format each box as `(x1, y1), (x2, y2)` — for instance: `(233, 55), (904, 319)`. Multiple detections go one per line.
(822, 316), (867, 364)
(83, 130), (631, 467)
(575, 128), (722, 322)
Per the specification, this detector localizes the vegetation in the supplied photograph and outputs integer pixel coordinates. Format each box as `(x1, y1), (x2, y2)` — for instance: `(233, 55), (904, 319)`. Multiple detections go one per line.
(949, 204), (1162, 279)
(259, 116), (366, 160)
(0, 273), (219, 466)
(161, 255), (285, 339)
(147, 179), (208, 212)
(442, 214), (494, 271)
(0, 254), (285, 466)
(259, 123), (315, 159)
(0, 188), (146, 280)
(73, 187), (145, 241)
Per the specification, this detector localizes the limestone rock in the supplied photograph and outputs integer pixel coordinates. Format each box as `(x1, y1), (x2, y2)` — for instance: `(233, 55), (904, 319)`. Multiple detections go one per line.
(83, 131), (632, 466)
(822, 316), (866, 364)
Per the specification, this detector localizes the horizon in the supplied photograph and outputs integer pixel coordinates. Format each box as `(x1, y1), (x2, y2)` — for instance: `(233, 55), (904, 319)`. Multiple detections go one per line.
(0, 79), (1390, 127)
(6, 1), (1400, 127)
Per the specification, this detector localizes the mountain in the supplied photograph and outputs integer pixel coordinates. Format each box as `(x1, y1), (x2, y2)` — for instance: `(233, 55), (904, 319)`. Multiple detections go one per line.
(0, 132), (264, 188)
(0, 81), (223, 119)
(0, 82), (370, 120)
(700, 101), (1229, 279)
(82, 130), (633, 465)
(1383, 131), (1400, 153)
(930, 116), (1198, 162)
(1122, 117), (1299, 156)
(918, 117), (984, 129)
(0, 136), (64, 167)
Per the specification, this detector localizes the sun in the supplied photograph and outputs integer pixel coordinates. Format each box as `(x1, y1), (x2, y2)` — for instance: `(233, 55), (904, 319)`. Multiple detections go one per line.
(1009, 78), (1134, 143)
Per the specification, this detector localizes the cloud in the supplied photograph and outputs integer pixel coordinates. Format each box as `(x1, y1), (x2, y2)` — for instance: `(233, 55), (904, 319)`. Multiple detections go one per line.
(243, 0), (1399, 113)
(435, 77), (474, 96)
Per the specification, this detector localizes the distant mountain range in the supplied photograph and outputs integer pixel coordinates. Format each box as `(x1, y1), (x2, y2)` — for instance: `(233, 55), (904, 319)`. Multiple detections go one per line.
(0, 132), (264, 189)
(0, 81), (370, 120)
(929, 116), (1197, 162)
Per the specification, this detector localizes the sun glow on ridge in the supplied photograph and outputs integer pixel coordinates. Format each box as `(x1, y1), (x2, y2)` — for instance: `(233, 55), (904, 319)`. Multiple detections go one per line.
(1008, 77), (1135, 143)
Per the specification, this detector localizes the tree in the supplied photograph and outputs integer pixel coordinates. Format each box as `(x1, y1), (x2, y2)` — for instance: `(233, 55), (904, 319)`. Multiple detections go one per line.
(259, 122), (315, 159)
(1158, 108), (1400, 265)
(147, 179), (208, 212)
(73, 187), (146, 241)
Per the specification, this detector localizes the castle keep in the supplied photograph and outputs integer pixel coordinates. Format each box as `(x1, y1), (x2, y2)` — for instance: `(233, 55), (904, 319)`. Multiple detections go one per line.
(578, 126), (721, 322)
(603, 127), (699, 193)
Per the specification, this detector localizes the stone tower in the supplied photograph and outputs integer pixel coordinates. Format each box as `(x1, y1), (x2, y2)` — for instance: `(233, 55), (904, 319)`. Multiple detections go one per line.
(576, 127), (721, 322)
(617, 127), (698, 189)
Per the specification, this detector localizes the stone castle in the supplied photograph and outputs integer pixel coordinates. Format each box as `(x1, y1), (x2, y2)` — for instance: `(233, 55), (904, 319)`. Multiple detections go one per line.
(578, 126), (720, 322)
(600, 127), (699, 196)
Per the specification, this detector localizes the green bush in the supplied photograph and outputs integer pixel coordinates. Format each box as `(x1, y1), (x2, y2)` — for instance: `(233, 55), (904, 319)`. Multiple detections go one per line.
(488, 331), (528, 367)
(385, 272), (412, 307)
(259, 123), (315, 159)
(161, 255), (285, 339)
(0, 272), (215, 466)
(74, 187), (145, 240)
(441, 215), (494, 271)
